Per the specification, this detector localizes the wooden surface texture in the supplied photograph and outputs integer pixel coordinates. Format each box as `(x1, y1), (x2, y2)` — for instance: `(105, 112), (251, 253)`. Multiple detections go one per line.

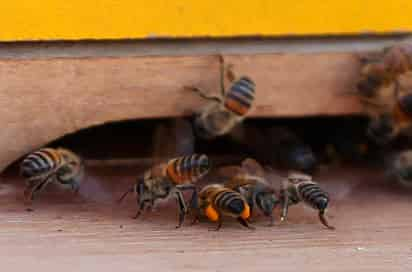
(0, 53), (363, 171)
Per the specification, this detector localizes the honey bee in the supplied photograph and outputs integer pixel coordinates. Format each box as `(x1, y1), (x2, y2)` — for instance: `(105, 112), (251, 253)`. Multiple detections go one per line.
(280, 172), (335, 230)
(366, 93), (412, 144)
(118, 154), (210, 228)
(185, 55), (256, 139)
(192, 184), (253, 231)
(357, 43), (412, 98)
(355, 44), (412, 144)
(20, 147), (84, 205)
(218, 158), (279, 225)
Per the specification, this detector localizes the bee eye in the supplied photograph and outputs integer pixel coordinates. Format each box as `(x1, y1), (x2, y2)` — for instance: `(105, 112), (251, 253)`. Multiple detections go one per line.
(198, 155), (210, 172)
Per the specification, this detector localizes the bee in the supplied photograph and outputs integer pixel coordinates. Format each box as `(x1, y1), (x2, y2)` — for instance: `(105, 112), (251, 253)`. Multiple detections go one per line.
(357, 43), (412, 98)
(184, 55), (256, 139)
(218, 158), (279, 225)
(355, 44), (412, 144)
(280, 172), (335, 230)
(192, 184), (253, 231)
(118, 154), (210, 228)
(387, 149), (412, 188)
(366, 93), (412, 144)
(20, 147), (84, 205)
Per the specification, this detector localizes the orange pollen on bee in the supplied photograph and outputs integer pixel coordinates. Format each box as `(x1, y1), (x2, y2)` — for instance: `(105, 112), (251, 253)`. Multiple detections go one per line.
(240, 203), (250, 219)
(205, 204), (219, 222)
(166, 163), (182, 184)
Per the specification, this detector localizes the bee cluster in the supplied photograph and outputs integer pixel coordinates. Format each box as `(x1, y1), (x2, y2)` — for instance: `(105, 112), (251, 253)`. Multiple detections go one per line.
(356, 43), (412, 187)
(17, 44), (412, 230)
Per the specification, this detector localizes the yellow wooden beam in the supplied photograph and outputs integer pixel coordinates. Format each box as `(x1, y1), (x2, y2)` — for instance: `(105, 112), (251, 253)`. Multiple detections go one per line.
(1, 1), (412, 41)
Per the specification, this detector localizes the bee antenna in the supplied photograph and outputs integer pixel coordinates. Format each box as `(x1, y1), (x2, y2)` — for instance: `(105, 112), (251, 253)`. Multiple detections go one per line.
(117, 188), (133, 204)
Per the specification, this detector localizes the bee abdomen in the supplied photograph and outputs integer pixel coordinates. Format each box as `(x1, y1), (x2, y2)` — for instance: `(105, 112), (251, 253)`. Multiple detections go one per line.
(298, 183), (329, 210)
(20, 148), (61, 178)
(167, 154), (210, 184)
(224, 77), (255, 116)
(215, 190), (246, 216)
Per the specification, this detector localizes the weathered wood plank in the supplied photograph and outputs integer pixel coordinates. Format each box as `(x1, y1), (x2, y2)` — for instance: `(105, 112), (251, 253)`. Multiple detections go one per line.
(0, 166), (410, 272)
(0, 53), (363, 171)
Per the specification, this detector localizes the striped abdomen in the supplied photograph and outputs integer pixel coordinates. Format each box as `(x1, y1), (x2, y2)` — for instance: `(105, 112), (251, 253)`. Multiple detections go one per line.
(224, 77), (255, 116)
(297, 182), (330, 211)
(20, 148), (62, 179)
(166, 154), (210, 184)
(214, 189), (249, 218)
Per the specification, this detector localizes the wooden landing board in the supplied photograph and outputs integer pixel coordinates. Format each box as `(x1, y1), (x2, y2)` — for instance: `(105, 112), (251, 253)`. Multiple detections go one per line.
(0, 166), (410, 271)
(0, 53), (363, 171)
(1, 1), (412, 41)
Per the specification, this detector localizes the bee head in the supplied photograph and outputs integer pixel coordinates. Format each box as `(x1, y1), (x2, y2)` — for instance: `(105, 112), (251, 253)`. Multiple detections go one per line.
(367, 115), (395, 145)
(357, 61), (388, 97)
(197, 154), (210, 177)
(193, 114), (215, 140)
(315, 197), (329, 211)
(256, 191), (279, 216)
(287, 147), (318, 173)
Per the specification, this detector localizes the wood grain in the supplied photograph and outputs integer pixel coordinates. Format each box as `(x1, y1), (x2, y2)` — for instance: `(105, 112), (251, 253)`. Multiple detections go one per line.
(0, 166), (410, 271)
(0, 53), (363, 171)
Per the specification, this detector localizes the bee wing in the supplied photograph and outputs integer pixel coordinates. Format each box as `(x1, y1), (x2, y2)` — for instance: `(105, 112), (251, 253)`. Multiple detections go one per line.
(152, 120), (171, 164)
(263, 166), (286, 189)
(152, 119), (194, 163)
(173, 118), (195, 156)
(241, 158), (265, 177)
(216, 166), (247, 179)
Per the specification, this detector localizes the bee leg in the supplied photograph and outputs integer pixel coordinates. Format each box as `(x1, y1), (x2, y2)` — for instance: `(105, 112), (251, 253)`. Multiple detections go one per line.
(71, 181), (80, 195)
(319, 210), (335, 230)
(183, 86), (222, 103)
(237, 217), (255, 230)
(176, 184), (198, 214)
(268, 213), (275, 227)
(132, 201), (146, 219)
(210, 219), (223, 231)
(175, 190), (187, 228)
(218, 54), (235, 97)
(218, 54), (227, 96)
(24, 174), (55, 205)
(280, 187), (289, 222)
(191, 213), (200, 226)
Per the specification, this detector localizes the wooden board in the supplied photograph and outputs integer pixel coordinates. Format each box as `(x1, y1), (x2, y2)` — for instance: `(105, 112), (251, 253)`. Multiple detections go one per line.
(0, 166), (410, 271)
(0, 53), (363, 171)
(1, 1), (412, 41)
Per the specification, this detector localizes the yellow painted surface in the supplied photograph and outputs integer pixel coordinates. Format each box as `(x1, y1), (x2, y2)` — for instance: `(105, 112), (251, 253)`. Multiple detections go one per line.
(1, 1), (412, 41)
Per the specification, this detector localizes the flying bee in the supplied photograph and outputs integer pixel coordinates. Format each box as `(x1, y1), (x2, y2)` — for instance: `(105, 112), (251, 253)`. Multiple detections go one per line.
(192, 183), (253, 231)
(280, 172), (335, 230)
(184, 55), (256, 139)
(118, 154), (210, 228)
(20, 147), (84, 205)
(218, 158), (280, 225)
